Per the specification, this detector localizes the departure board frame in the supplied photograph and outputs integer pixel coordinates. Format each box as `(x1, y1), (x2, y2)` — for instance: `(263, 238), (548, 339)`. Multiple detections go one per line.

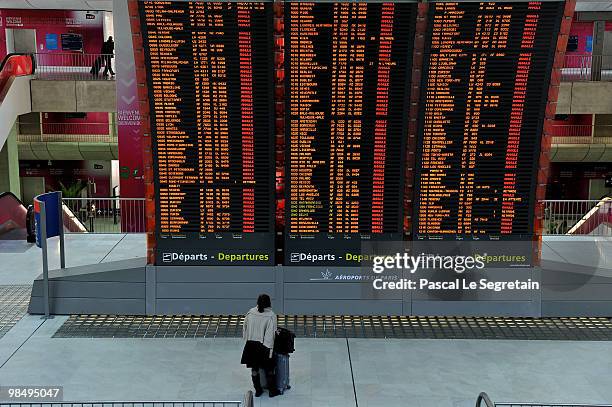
(283, 0), (418, 267)
(136, 0), (276, 266)
(412, 0), (565, 243)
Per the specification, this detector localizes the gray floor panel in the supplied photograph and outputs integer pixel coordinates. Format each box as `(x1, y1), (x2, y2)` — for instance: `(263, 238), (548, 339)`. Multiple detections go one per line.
(0, 285), (32, 338)
(53, 315), (612, 341)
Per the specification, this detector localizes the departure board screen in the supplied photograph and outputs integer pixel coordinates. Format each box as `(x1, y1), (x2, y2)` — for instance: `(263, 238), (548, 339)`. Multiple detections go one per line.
(285, 1), (417, 266)
(413, 1), (564, 241)
(139, 1), (275, 266)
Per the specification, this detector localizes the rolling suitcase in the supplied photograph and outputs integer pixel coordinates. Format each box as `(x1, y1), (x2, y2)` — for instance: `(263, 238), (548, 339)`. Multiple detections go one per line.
(275, 353), (291, 394)
(259, 354), (291, 394)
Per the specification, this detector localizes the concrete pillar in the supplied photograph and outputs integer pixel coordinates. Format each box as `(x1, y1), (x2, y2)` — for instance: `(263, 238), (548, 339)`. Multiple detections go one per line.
(0, 122), (21, 199)
(591, 21), (605, 81)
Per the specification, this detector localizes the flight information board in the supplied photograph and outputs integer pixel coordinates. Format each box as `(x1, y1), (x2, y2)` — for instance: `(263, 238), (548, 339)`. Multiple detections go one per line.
(285, 1), (416, 266)
(139, 1), (275, 265)
(413, 1), (564, 241)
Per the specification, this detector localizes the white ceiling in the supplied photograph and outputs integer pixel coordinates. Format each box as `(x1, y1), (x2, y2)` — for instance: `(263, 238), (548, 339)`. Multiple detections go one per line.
(0, 0), (610, 13)
(0, 0), (112, 11)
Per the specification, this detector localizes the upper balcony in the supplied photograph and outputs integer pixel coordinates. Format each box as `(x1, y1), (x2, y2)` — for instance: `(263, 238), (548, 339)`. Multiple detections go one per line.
(23, 51), (611, 113)
(16, 120), (118, 161)
(550, 124), (612, 161)
(561, 54), (612, 82)
(558, 54), (612, 115)
(29, 53), (116, 113)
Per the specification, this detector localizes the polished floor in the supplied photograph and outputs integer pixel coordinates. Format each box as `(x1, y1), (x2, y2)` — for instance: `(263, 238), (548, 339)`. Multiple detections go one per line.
(1, 314), (612, 407)
(0, 234), (146, 285)
(0, 235), (611, 406)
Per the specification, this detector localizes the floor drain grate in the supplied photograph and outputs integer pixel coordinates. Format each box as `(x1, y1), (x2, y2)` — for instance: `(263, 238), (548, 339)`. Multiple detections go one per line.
(53, 315), (612, 340)
(0, 285), (32, 338)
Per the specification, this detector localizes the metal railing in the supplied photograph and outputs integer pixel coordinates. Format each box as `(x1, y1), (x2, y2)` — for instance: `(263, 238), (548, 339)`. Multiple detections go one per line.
(56, 197), (611, 236)
(476, 392), (612, 407)
(562, 54), (612, 82)
(15, 123), (604, 145)
(552, 136), (612, 144)
(550, 125), (595, 138)
(17, 122), (117, 143)
(0, 399), (252, 407)
(33, 53), (116, 81)
(62, 197), (146, 234)
(550, 125), (612, 145)
(543, 198), (612, 236)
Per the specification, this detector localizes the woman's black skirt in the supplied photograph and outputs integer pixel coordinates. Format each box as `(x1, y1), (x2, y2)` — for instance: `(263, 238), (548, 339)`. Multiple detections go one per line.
(241, 340), (273, 370)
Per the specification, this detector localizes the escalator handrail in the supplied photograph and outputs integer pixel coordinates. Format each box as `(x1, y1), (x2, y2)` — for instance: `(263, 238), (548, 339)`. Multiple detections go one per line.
(0, 53), (35, 74)
(566, 196), (612, 235)
(0, 191), (26, 208)
(476, 392), (612, 407)
(0, 53), (35, 103)
(61, 202), (89, 233)
(0, 191), (89, 233)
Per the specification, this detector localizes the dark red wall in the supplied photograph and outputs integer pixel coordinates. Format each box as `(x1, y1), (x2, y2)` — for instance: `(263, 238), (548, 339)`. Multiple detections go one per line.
(0, 9), (104, 60)
(547, 163), (612, 200)
(568, 21), (593, 55)
(42, 112), (110, 135)
(20, 160), (111, 198)
(550, 114), (593, 137)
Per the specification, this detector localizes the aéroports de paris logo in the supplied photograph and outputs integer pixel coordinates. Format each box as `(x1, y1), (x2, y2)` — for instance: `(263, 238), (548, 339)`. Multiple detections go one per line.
(309, 269), (333, 281)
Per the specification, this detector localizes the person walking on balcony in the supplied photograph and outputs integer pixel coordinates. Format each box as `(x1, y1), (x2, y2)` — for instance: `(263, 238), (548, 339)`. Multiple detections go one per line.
(241, 294), (280, 398)
(102, 36), (115, 77)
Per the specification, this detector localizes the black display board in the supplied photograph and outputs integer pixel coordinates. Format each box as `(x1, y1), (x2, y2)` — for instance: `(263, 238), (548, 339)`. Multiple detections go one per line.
(284, 1), (417, 266)
(61, 33), (83, 51)
(413, 1), (564, 241)
(139, 1), (275, 265)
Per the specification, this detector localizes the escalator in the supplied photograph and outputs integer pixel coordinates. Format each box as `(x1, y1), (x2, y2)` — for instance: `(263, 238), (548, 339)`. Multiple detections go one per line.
(61, 202), (88, 233)
(0, 190), (89, 241)
(0, 192), (28, 240)
(567, 197), (612, 236)
(0, 53), (35, 150)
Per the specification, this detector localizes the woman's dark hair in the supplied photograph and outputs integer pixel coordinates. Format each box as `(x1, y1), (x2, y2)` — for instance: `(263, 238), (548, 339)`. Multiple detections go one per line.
(257, 294), (271, 313)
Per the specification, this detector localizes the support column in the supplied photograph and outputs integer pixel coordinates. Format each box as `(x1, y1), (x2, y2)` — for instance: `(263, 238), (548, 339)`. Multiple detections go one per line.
(0, 122), (21, 199)
(114, 0), (145, 233)
(590, 20), (605, 81)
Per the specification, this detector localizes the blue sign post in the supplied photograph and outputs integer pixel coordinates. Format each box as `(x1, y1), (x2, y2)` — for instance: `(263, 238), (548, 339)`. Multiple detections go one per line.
(34, 191), (65, 318)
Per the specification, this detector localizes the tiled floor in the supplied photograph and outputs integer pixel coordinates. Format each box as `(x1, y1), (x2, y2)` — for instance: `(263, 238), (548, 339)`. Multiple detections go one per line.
(0, 234), (145, 345)
(0, 285), (31, 338)
(52, 314), (612, 341)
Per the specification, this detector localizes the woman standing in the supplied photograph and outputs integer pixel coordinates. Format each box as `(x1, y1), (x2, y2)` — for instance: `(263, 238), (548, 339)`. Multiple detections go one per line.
(241, 294), (280, 397)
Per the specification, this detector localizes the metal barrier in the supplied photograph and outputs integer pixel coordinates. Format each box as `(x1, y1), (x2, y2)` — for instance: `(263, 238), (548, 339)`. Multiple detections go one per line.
(22, 122), (612, 145)
(56, 197), (612, 236)
(562, 54), (612, 82)
(0, 400), (250, 407)
(543, 199), (612, 236)
(62, 198), (146, 234)
(33, 53), (115, 81)
(550, 125), (612, 145)
(552, 136), (612, 144)
(16, 122), (117, 143)
(476, 392), (612, 407)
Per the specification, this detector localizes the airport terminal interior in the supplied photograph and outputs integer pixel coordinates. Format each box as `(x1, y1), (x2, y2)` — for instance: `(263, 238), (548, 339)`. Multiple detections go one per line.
(1, 0), (612, 406)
